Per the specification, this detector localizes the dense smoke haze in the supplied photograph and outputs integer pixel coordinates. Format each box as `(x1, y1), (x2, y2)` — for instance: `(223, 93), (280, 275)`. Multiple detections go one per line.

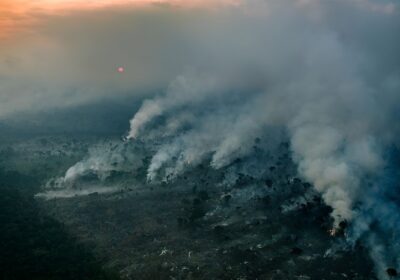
(2, 0), (400, 278)
(125, 1), (400, 277)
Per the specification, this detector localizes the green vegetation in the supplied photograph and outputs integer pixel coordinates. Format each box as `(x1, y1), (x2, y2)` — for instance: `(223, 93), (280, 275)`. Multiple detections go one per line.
(0, 169), (119, 280)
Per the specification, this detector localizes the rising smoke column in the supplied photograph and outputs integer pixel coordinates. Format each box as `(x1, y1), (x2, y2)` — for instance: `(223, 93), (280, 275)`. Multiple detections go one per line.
(126, 0), (400, 276)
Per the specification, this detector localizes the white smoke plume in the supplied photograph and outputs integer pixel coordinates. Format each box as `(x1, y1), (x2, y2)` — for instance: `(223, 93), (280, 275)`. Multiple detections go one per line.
(43, 140), (146, 195)
(125, 0), (400, 276)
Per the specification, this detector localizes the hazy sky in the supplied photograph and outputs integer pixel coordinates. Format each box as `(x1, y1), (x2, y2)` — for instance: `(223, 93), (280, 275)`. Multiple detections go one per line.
(0, 0), (248, 118)
(0, 0), (239, 37)
(0, 0), (398, 119)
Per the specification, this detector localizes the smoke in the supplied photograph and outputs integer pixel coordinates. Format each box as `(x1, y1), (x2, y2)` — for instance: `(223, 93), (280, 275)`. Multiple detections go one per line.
(42, 140), (146, 197)
(123, 0), (400, 277)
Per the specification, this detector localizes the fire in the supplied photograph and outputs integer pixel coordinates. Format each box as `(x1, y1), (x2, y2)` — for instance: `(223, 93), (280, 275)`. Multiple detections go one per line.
(328, 228), (337, 237)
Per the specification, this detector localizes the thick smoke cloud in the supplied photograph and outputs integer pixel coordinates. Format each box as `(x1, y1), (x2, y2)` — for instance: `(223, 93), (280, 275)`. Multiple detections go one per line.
(123, 0), (400, 276)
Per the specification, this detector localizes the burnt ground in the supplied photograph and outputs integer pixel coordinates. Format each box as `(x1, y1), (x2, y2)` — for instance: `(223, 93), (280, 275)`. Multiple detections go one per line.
(1, 135), (376, 280)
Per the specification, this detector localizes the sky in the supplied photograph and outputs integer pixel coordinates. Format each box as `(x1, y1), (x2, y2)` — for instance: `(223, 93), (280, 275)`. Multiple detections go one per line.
(0, 0), (240, 38)
(0, 0), (247, 118)
(0, 0), (398, 119)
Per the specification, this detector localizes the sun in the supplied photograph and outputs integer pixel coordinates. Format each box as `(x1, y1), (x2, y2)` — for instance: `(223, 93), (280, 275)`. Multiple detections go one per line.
(117, 67), (125, 73)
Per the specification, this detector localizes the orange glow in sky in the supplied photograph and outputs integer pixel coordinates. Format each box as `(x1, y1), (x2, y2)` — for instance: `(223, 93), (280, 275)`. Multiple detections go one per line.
(0, 0), (240, 39)
(0, 0), (239, 14)
(0, 0), (149, 37)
